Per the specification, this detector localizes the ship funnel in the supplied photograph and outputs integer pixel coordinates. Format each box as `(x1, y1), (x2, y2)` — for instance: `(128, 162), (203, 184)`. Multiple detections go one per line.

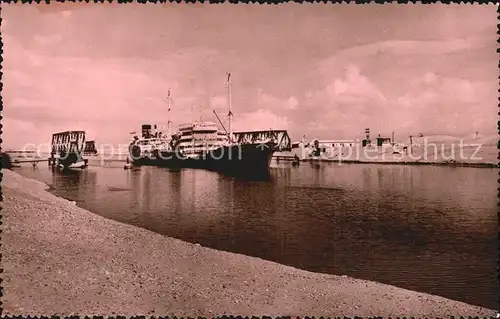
(142, 124), (152, 138)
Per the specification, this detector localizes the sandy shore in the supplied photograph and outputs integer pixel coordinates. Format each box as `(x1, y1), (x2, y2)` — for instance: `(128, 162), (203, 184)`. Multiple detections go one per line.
(1, 169), (496, 317)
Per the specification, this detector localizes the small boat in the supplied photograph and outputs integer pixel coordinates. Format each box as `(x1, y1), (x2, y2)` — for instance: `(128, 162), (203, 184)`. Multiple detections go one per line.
(68, 159), (88, 169)
(124, 157), (133, 170)
(57, 159), (88, 170)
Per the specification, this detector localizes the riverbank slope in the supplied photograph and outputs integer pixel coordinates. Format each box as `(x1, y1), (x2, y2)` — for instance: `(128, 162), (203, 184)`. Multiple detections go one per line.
(1, 169), (496, 317)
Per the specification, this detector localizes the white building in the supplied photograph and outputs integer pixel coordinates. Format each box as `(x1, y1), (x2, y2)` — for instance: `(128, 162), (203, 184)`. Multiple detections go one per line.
(296, 139), (359, 160)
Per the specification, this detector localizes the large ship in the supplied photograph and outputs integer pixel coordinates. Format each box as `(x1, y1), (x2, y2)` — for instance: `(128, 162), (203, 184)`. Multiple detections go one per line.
(128, 89), (176, 165)
(128, 124), (173, 166)
(199, 130), (287, 175)
(128, 74), (292, 175)
(139, 120), (230, 169)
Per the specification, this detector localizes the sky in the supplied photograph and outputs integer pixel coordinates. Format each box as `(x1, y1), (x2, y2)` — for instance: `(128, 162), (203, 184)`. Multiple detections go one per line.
(1, 3), (498, 149)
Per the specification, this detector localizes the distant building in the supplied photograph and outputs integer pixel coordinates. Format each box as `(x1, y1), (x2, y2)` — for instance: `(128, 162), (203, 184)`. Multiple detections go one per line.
(304, 139), (357, 149)
(83, 141), (98, 155)
(299, 139), (358, 159)
(376, 137), (391, 147)
(363, 128), (372, 147)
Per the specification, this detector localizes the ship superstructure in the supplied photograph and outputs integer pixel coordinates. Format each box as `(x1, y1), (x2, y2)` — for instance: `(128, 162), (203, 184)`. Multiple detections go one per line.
(175, 121), (228, 159)
(129, 124), (172, 163)
(129, 90), (174, 164)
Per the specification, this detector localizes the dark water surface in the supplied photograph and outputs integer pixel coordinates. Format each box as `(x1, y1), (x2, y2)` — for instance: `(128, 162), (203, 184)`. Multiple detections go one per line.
(14, 160), (498, 310)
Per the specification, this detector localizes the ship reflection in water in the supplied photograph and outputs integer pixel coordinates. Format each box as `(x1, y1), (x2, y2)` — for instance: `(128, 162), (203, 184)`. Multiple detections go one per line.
(13, 162), (498, 310)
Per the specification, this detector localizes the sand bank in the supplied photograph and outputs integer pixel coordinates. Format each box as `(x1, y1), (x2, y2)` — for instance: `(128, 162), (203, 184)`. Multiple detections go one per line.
(1, 169), (496, 317)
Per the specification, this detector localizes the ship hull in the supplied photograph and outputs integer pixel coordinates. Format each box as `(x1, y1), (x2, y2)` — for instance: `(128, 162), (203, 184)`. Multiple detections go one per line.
(129, 151), (187, 168)
(129, 144), (274, 176)
(201, 144), (274, 176)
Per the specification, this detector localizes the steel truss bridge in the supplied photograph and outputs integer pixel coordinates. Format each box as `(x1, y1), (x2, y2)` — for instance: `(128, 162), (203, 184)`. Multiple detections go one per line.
(233, 130), (292, 152)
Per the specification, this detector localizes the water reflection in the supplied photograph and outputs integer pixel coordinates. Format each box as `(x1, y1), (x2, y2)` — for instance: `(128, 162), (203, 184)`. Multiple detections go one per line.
(48, 168), (98, 205)
(12, 163), (498, 309)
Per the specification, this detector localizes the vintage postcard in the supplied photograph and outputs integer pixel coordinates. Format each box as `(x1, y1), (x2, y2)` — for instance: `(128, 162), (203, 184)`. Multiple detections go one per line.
(0, 2), (497, 317)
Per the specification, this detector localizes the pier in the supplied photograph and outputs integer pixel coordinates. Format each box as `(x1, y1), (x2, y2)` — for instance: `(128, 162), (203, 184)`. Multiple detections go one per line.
(273, 155), (295, 161)
(273, 154), (300, 167)
(5, 131), (90, 170)
(13, 158), (49, 168)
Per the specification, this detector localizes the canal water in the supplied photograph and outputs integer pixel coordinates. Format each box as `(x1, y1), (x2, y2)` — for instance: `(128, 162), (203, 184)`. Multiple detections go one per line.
(13, 160), (498, 310)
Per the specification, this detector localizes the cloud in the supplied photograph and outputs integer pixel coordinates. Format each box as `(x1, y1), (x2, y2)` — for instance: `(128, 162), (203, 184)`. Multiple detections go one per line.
(33, 33), (63, 47)
(306, 30), (497, 138)
(2, 118), (37, 141)
(324, 64), (386, 104)
(326, 38), (485, 64)
(1, 33), (228, 146)
(1, 4), (496, 146)
(256, 89), (299, 110)
(210, 95), (227, 108)
(2, 48), (175, 146)
(287, 96), (299, 110)
(423, 72), (438, 85)
(232, 109), (290, 132)
(61, 10), (72, 19)
(393, 71), (496, 135)
(304, 120), (328, 133)
(399, 72), (492, 108)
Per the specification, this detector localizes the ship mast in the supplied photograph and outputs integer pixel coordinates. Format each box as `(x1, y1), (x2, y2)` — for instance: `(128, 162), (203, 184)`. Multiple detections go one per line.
(227, 72), (233, 143)
(191, 104), (195, 124)
(167, 89), (172, 138)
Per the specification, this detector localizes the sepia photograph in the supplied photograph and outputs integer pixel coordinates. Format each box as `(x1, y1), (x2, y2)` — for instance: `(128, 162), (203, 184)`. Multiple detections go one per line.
(0, 2), (498, 317)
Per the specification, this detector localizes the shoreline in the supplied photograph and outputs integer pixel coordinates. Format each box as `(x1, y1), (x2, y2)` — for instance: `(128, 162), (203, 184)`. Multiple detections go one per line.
(275, 142), (498, 169)
(1, 169), (497, 317)
(295, 158), (498, 168)
(6, 142), (499, 170)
